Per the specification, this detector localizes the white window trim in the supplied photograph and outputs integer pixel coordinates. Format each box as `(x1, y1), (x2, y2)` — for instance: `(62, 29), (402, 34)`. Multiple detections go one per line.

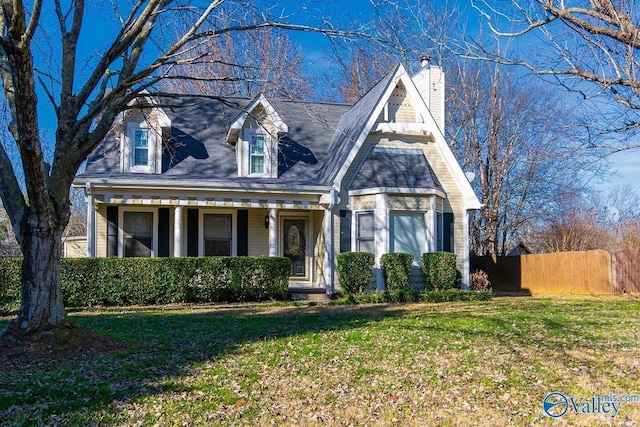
(242, 127), (271, 178)
(198, 209), (237, 256)
(132, 129), (150, 169)
(279, 212), (313, 283)
(249, 131), (268, 176)
(125, 122), (156, 174)
(118, 207), (158, 258)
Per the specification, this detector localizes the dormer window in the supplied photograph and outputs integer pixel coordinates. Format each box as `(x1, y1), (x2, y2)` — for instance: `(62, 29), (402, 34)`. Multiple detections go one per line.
(126, 122), (156, 173)
(117, 95), (171, 175)
(250, 132), (266, 175)
(242, 120), (271, 177)
(226, 94), (288, 179)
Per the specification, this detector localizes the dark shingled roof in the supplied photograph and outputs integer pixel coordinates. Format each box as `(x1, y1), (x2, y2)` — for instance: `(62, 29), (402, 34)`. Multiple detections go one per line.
(78, 64), (440, 192)
(79, 96), (351, 186)
(350, 147), (443, 191)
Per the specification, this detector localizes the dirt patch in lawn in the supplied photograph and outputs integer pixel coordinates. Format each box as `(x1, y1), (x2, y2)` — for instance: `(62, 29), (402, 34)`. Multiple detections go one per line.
(0, 320), (128, 372)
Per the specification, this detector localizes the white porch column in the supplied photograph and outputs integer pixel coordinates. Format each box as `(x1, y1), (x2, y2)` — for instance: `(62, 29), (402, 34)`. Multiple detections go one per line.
(324, 208), (334, 294)
(461, 209), (471, 290)
(268, 208), (278, 257)
(427, 196), (437, 252)
(173, 206), (183, 257)
(374, 193), (388, 291)
(86, 184), (96, 257)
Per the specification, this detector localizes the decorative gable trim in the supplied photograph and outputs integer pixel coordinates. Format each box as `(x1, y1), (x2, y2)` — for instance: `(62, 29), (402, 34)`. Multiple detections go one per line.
(226, 94), (288, 145)
(371, 122), (435, 140)
(332, 63), (481, 210)
(113, 93), (171, 128)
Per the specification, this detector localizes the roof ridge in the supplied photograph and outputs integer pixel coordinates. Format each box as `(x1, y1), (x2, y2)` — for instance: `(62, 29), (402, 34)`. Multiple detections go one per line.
(316, 64), (402, 185)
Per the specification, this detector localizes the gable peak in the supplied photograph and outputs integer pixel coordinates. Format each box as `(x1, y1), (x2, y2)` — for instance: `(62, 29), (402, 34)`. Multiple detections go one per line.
(226, 94), (288, 145)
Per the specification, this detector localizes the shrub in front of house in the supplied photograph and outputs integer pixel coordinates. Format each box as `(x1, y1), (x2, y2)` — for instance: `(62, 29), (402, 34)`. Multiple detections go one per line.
(470, 269), (492, 292)
(421, 252), (460, 290)
(193, 256), (289, 302)
(0, 257), (21, 307)
(61, 257), (192, 306)
(337, 252), (375, 294)
(380, 253), (414, 291)
(0, 256), (290, 308)
(337, 288), (492, 305)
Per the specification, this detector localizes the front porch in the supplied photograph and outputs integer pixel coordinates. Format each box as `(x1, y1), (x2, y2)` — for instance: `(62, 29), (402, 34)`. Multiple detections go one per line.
(85, 189), (337, 292)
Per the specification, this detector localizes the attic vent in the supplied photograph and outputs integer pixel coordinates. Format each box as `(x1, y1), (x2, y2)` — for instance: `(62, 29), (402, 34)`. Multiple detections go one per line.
(385, 83), (414, 123)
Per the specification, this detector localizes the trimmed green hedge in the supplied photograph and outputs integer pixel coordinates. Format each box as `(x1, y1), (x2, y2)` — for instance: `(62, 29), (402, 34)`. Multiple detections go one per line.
(0, 256), (290, 307)
(421, 252), (460, 290)
(337, 289), (492, 305)
(380, 253), (413, 290)
(0, 257), (21, 306)
(337, 252), (375, 294)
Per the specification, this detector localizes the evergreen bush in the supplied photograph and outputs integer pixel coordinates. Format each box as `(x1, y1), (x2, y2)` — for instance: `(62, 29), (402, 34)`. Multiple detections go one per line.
(380, 253), (413, 290)
(336, 252), (375, 294)
(421, 252), (460, 290)
(0, 256), (290, 308)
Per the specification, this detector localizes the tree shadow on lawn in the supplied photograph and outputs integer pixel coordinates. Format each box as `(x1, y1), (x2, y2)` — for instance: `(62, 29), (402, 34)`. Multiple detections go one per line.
(0, 300), (623, 424)
(0, 304), (412, 423)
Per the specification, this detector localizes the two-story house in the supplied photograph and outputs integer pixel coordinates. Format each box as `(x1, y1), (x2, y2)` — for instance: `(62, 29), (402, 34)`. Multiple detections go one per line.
(73, 61), (482, 292)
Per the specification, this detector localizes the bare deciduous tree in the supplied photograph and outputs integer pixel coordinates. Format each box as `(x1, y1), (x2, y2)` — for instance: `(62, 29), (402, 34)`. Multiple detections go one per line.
(321, 0), (461, 103)
(531, 209), (612, 253)
(527, 184), (640, 253)
(0, 0), (357, 337)
(161, 20), (313, 99)
(591, 184), (640, 251)
(324, 43), (398, 104)
(447, 60), (601, 255)
(469, 1), (640, 146)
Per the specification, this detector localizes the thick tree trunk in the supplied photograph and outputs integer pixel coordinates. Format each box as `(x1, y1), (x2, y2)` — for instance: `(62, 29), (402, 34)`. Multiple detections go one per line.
(8, 226), (66, 335)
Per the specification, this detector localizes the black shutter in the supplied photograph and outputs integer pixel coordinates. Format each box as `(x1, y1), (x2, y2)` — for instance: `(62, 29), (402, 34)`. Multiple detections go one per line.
(187, 208), (199, 256)
(443, 213), (454, 253)
(339, 210), (352, 253)
(237, 210), (248, 256)
(106, 206), (118, 257)
(158, 208), (170, 257)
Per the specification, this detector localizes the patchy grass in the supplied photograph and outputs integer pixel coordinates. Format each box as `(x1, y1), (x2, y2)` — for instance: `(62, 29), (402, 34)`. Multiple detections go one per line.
(1, 296), (639, 426)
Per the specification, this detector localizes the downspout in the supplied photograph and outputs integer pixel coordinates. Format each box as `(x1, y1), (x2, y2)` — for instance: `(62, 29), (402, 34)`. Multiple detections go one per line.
(462, 209), (471, 290)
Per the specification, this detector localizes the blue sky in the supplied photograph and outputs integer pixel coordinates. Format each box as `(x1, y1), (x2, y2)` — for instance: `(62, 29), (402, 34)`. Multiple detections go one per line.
(602, 151), (640, 193)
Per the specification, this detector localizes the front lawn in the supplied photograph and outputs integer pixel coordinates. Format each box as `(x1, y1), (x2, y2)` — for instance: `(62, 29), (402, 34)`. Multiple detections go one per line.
(1, 296), (639, 426)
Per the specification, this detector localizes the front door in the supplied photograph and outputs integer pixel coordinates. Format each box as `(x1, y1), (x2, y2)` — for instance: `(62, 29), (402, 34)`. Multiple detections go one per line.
(282, 218), (307, 278)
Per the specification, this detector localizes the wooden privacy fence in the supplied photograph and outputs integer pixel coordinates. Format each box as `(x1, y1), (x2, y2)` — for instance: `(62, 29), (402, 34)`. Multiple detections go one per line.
(472, 250), (624, 295)
(614, 250), (640, 294)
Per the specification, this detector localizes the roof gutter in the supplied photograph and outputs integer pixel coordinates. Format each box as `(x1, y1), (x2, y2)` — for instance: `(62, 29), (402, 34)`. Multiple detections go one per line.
(73, 177), (333, 195)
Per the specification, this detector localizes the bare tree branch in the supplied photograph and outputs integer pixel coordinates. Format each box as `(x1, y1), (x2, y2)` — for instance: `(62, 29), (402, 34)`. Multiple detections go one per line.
(467, 1), (640, 141)
(23, 0), (42, 45)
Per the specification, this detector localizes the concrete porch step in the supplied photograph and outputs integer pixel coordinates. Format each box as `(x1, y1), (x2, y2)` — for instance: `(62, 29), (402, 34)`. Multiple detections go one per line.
(288, 287), (332, 302)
